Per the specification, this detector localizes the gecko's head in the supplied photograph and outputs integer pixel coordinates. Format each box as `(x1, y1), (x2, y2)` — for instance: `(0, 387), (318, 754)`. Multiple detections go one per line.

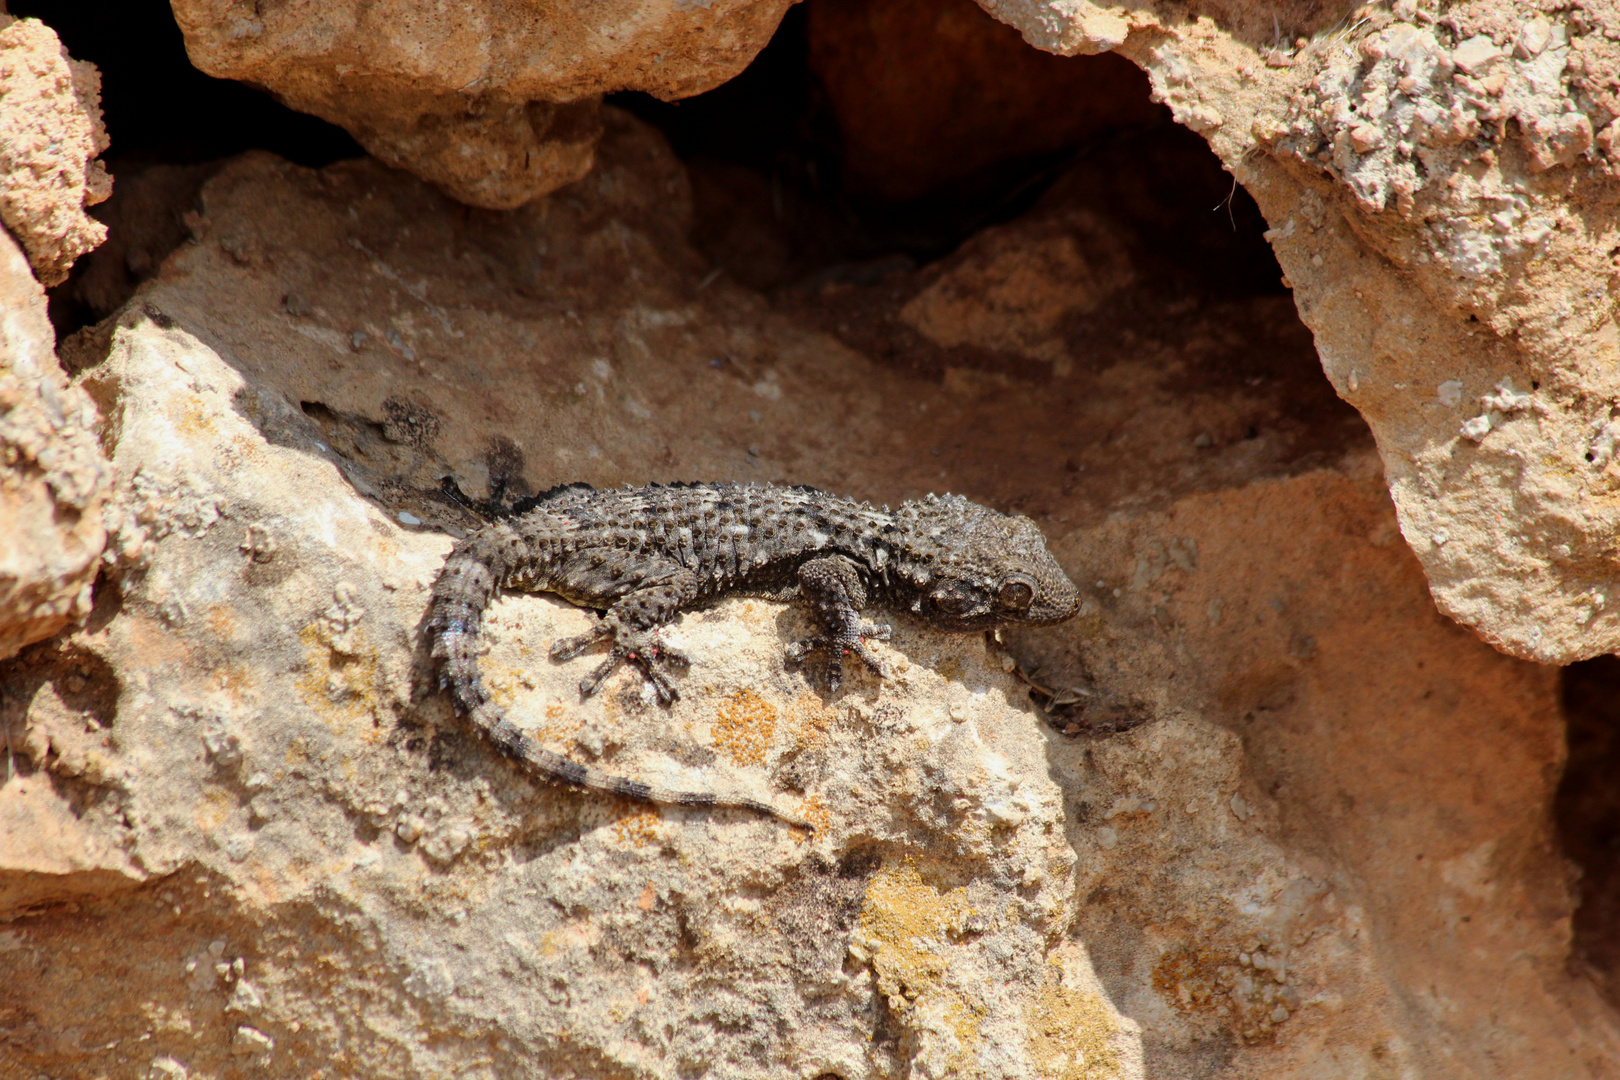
(895, 494), (1080, 629)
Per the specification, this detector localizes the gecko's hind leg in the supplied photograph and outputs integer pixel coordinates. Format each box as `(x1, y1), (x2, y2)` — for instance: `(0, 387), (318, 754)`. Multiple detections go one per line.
(553, 563), (700, 705)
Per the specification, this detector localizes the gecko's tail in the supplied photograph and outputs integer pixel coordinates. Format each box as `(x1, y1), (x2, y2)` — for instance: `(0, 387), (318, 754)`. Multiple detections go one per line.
(429, 535), (809, 831)
(478, 704), (811, 829)
(428, 536), (504, 712)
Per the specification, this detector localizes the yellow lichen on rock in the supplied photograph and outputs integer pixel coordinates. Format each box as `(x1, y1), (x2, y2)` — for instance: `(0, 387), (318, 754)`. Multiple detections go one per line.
(296, 623), (383, 743)
(1027, 985), (1121, 1080)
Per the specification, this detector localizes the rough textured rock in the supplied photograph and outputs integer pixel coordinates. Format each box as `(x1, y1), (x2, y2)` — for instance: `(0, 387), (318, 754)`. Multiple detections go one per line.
(973, 0), (1620, 666)
(0, 223), (110, 664)
(2, 115), (1614, 1078)
(0, 13), (111, 285)
(168, 0), (795, 209)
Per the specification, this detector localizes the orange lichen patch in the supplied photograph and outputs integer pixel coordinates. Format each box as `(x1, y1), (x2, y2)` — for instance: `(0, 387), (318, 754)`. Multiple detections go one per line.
(1027, 969), (1121, 1080)
(174, 399), (216, 439)
(296, 624), (383, 742)
(193, 785), (235, 833)
(210, 664), (254, 699)
(786, 692), (838, 751)
(612, 805), (661, 846)
(793, 794), (831, 843)
(477, 660), (532, 707)
(712, 688), (776, 767)
(1151, 944), (1227, 1013)
(538, 702), (585, 748)
(913, 989), (987, 1076)
(853, 861), (985, 1073)
(1151, 942), (1295, 1043)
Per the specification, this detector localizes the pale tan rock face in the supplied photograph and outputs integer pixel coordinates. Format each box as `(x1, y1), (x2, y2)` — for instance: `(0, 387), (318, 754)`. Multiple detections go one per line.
(168, 0), (795, 208)
(0, 15), (111, 285)
(2, 115), (1613, 1078)
(0, 225), (110, 664)
(976, 0), (1620, 666)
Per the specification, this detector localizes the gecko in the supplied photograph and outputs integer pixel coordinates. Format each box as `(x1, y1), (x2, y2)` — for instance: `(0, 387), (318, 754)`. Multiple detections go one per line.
(427, 482), (1079, 826)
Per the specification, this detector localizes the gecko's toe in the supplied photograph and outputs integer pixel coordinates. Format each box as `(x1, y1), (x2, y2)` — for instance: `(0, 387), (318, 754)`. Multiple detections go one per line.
(851, 640), (888, 678)
(642, 664), (681, 705)
(552, 622), (611, 661)
(579, 650), (625, 698)
(652, 640), (691, 669)
(784, 636), (823, 666)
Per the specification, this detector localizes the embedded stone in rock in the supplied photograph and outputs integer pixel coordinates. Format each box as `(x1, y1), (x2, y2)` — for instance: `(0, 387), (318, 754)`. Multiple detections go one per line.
(3, 308), (1122, 1078)
(899, 205), (1136, 374)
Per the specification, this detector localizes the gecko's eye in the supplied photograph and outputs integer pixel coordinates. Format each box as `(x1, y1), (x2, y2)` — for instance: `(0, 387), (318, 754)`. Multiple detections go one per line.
(996, 577), (1035, 611)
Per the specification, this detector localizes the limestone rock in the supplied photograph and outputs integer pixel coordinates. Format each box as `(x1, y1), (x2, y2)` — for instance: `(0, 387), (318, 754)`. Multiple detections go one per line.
(0, 224), (110, 663)
(1, 113), (1613, 1077)
(0, 14), (111, 285)
(169, 0), (795, 208)
(973, 0), (1620, 665)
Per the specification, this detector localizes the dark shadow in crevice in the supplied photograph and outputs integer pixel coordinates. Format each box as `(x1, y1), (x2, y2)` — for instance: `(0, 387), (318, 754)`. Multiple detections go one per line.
(1557, 655), (1620, 1008)
(11, 0), (363, 336)
(615, 0), (1283, 303)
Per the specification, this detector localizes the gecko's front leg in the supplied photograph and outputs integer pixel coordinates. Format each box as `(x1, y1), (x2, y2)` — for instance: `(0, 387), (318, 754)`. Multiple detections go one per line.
(784, 554), (891, 692)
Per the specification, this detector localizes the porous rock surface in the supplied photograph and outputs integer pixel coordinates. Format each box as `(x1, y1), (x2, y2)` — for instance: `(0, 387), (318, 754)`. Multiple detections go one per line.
(0, 13), (111, 285)
(2, 113), (1615, 1078)
(169, 0), (795, 209)
(0, 220), (110, 666)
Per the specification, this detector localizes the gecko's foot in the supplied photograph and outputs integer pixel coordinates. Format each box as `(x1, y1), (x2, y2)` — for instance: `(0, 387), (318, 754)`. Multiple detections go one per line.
(565, 627), (688, 706)
(785, 623), (891, 693)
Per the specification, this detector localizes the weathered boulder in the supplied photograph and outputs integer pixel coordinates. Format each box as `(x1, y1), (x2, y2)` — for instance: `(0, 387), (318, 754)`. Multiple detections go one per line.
(978, 0), (1620, 666)
(0, 223), (109, 665)
(0, 13), (110, 285)
(168, 0), (795, 208)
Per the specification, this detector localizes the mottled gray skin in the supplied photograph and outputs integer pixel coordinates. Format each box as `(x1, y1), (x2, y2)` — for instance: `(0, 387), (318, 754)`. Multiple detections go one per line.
(427, 482), (1079, 825)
